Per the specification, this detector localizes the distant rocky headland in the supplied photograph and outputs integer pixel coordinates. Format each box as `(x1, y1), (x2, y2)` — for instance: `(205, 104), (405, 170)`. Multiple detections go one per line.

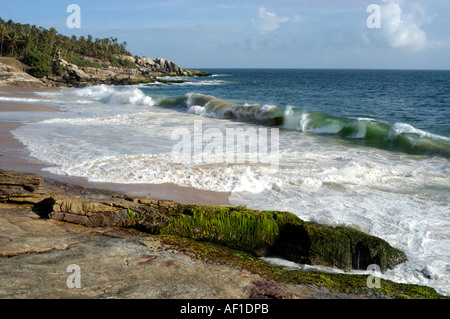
(0, 17), (210, 88)
(47, 55), (209, 87)
(0, 55), (210, 88)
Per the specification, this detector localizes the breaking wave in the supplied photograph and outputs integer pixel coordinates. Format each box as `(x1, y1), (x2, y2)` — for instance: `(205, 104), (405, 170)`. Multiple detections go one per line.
(157, 92), (284, 125)
(65, 86), (449, 157)
(71, 84), (156, 106)
(156, 92), (450, 157)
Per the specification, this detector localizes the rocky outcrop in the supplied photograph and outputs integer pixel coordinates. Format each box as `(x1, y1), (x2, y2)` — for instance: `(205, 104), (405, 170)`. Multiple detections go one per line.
(1, 169), (446, 299)
(140, 205), (407, 272)
(41, 58), (144, 87)
(1, 55), (210, 88)
(135, 56), (200, 76)
(42, 56), (210, 87)
(1, 205), (371, 299)
(0, 169), (44, 195)
(0, 63), (45, 88)
(0, 169), (407, 273)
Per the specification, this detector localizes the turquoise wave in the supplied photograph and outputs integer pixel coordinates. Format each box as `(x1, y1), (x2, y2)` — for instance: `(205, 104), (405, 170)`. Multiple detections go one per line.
(155, 93), (450, 157)
(289, 108), (450, 157)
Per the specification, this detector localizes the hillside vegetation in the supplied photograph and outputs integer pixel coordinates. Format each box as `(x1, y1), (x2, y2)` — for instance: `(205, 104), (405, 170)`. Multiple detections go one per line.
(0, 17), (208, 86)
(0, 17), (135, 75)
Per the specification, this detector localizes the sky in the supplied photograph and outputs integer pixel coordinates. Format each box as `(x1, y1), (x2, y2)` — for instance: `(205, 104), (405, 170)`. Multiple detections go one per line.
(1, 0), (449, 69)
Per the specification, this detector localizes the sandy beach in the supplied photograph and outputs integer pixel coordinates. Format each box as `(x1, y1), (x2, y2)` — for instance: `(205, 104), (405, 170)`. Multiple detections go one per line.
(0, 86), (231, 206)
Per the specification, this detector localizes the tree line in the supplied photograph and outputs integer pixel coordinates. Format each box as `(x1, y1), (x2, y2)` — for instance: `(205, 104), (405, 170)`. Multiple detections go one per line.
(0, 17), (137, 77)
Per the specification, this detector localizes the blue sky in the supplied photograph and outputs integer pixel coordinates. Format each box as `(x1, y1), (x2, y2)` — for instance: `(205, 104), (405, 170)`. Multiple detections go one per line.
(1, 0), (449, 69)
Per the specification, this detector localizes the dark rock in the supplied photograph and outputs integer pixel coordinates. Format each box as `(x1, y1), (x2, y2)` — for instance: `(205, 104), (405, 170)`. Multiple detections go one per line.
(272, 221), (407, 272)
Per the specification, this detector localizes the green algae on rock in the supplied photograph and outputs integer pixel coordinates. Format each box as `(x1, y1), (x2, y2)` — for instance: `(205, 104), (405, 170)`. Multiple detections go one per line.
(1, 169), (445, 299)
(159, 235), (445, 299)
(159, 205), (284, 256)
(155, 205), (406, 272)
(1, 169), (406, 273)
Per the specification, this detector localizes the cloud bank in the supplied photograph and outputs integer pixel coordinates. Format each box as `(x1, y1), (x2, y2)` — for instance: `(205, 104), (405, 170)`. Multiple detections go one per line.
(368, 0), (429, 51)
(252, 7), (290, 32)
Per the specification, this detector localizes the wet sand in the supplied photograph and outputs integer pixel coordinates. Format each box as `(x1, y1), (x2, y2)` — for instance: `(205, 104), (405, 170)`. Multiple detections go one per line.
(0, 101), (60, 112)
(0, 86), (231, 206)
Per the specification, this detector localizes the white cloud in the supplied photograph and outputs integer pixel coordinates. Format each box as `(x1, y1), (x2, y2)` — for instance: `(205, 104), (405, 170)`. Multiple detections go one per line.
(375, 0), (429, 50)
(252, 7), (290, 32)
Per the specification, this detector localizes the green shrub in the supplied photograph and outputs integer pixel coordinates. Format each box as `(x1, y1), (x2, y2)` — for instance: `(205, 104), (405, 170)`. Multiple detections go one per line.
(21, 50), (52, 78)
(108, 53), (136, 69)
(108, 54), (121, 68)
(51, 62), (65, 76)
(120, 58), (137, 69)
(70, 53), (102, 69)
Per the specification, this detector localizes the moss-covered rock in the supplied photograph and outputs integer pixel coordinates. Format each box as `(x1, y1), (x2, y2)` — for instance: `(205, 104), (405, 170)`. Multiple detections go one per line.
(159, 205), (283, 256)
(0, 169), (407, 274)
(339, 226), (407, 271)
(272, 221), (406, 272)
(159, 234), (446, 299)
(134, 204), (407, 272)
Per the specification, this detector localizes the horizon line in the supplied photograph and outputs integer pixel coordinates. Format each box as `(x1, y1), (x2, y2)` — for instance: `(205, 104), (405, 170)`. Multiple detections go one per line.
(187, 66), (450, 72)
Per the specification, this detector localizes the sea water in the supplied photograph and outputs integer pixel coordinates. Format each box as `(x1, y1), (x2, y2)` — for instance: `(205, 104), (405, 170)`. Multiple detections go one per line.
(9, 69), (450, 295)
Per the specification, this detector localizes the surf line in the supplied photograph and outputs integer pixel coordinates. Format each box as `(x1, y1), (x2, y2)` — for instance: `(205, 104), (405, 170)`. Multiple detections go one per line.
(170, 120), (279, 171)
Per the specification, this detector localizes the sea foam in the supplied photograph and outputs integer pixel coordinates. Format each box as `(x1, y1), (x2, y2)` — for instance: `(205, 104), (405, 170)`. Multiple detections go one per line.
(73, 84), (156, 106)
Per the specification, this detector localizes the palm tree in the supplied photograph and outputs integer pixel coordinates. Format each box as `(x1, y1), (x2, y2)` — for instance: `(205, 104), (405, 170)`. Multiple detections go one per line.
(53, 34), (65, 58)
(0, 18), (134, 72)
(101, 38), (110, 61)
(21, 29), (33, 55)
(46, 27), (57, 52)
(30, 25), (39, 50)
(7, 29), (22, 56)
(0, 24), (8, 56)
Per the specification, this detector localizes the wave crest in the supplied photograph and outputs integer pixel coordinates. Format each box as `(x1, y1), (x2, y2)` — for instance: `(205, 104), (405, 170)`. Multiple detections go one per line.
(159, 93), (284, 125)
(288, 109), (450, 157)
(73, 84), (155, 106)
(158, 93), (450, 157)
(66, 87), (449, 157)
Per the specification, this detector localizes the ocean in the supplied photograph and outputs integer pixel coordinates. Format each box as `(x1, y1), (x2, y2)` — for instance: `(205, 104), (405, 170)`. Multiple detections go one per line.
(4, 69), (450, 295)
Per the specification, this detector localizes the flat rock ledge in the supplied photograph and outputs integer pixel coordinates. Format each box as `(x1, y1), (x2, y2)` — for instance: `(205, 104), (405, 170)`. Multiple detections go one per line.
(0, 62), (45, 88)
(0, 169), (444, 299)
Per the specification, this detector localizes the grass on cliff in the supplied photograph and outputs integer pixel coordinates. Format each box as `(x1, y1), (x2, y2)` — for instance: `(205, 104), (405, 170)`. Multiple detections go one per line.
(0, 57), (28, 69)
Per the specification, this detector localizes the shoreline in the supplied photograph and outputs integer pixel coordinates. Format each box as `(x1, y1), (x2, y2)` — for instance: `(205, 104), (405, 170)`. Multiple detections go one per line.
(0, 86), (231, 206)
